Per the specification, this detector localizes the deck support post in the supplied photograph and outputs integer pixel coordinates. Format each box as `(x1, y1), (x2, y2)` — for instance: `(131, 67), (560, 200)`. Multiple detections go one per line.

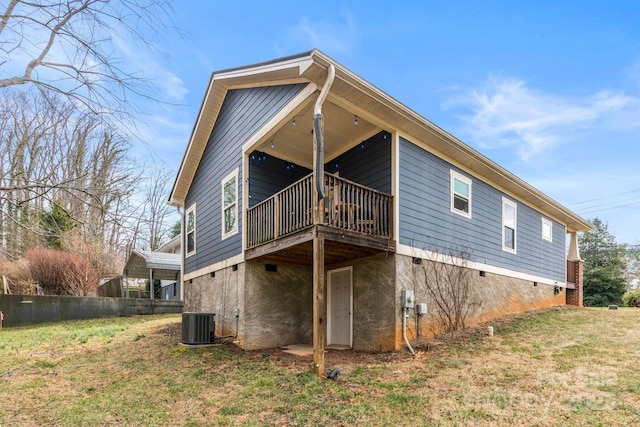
(312, 140), (326, 378)
(313, 234), (326, 377)
(312, 86), (327, 377)
(311, 66), (334, 378)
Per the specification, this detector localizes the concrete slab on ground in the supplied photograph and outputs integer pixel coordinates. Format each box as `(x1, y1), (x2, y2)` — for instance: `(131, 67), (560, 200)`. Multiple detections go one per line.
(281, 344), (351, 356)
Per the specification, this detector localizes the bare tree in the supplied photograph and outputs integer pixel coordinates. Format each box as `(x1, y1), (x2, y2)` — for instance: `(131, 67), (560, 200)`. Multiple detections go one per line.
(0, 0), (176, 120)
(418, 245), (481, 335)
(139, 167), (177, 251)
(0, 91), (61, 257)
(0, 90), (139, 267)
(0, 1), (179, 270)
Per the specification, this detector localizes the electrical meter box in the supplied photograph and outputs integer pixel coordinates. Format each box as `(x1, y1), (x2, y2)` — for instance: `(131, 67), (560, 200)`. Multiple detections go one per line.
(416, 303), (427, 315)
(401, 289), (415, 308)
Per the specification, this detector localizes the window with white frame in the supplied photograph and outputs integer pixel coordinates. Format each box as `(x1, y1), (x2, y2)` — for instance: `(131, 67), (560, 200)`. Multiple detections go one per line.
(502, 197), (517, 253)
(542, 217), (553, 242)
(450, 170), (472, 218)
(221, 169), (238, 239)
(185, 204), (196, 257)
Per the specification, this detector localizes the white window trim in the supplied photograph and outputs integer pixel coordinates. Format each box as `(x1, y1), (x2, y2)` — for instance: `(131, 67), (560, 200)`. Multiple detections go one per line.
(450, 169), (472, 219)
(185, 203), (196, 258)
(502, 197), (517, 254)
(221, 168), (239, 240)
(542, 217), (553, 242)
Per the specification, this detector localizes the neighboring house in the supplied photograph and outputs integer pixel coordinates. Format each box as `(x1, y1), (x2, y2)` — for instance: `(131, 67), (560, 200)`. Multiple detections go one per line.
(120, 236), (182, 300)
(157, 235), (181, 255)
(157, 235), (182, 300)
(169, 50), (591, 352)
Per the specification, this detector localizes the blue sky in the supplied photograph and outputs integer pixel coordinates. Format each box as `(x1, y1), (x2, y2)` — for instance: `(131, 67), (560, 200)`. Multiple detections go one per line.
(134, 1), (640, 245)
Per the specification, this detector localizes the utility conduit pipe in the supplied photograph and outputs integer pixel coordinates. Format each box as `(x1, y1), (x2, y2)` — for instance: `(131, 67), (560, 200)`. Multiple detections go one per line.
(402, 307), (415, 355)
(313, 63), (335, 199)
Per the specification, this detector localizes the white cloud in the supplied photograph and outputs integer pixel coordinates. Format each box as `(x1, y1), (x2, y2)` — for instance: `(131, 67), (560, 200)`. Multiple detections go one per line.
(192, 48), (215, 74)
(155, 70), (188, 101)
(443, 75), (640, 160)
(283, 12), (358, 55)
(109, 29), (189, 103)
(626, 60), (640, 88)
(133, 112), (192, 165)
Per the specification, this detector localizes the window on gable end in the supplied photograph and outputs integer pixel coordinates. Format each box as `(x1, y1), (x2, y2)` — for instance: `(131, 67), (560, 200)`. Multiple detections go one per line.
(542, 217), (553, 242)
(185, 204), (196, 257)
(450, 170), (472, 218)
(502, 197), (517, 253)
(221, 168), (239, 239)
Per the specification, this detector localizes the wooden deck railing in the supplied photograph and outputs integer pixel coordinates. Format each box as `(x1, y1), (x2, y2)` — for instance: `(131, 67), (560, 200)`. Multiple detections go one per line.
(323, 173), (392, 238)
(246, 172), (393, 249)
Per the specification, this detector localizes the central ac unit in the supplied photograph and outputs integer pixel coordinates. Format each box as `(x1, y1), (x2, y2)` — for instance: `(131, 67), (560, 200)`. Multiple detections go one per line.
(182, 312), (215, 345)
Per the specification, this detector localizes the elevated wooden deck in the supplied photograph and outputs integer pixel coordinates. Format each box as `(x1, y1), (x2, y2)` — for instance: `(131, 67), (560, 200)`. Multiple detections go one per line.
(246, 172), (395, 266)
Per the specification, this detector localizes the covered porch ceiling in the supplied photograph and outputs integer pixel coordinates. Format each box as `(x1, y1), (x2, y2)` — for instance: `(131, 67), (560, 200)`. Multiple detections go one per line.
(250, 97), (381, 169)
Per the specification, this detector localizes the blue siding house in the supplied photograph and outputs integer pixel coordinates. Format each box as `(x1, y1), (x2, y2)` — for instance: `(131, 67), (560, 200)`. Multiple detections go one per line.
(169, 50), (591, 356)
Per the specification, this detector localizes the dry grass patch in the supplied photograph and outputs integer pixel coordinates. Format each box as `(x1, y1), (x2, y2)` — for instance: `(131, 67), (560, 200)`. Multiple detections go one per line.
(1, 308), (640, 426)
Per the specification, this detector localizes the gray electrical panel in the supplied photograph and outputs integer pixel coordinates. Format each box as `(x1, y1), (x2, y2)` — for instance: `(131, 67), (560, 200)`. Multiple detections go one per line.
(401, 289), (415, 308)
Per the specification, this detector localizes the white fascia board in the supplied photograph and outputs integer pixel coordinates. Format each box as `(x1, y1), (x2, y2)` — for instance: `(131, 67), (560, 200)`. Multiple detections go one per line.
(214, 57), (313, 82)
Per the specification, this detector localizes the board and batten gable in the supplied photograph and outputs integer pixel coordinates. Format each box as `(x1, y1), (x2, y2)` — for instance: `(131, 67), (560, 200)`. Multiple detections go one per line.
(324, 131), (392, 194)
(398, 137), (566, 282)
(184, 83), (308, 274)
(249, 130), (391, 209)
(248, 154), (312, 208)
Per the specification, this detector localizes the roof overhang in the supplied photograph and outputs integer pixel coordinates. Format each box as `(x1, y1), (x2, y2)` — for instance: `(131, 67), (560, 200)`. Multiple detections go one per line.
(168, 51), (315, 207)
(123, 250), (181, 281)
(169, 49), (592, 234)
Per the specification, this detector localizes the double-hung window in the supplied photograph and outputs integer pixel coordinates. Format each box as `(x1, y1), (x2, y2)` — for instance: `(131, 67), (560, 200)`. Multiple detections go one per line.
(502, 197), (517, 253)
(542, 217), (553, 242)
(185, 204), (196, 257)
(450, 170), (472, 218)
(221, 169), (238, 239)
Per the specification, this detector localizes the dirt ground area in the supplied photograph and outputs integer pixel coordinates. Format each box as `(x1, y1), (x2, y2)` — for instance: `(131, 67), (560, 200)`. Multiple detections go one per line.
(158, 306), (564, 374)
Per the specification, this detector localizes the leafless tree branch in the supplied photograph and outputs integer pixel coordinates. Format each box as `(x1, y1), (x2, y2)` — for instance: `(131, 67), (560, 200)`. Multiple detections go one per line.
(418, 244), (482, 336)
(0, 0), (178, 123)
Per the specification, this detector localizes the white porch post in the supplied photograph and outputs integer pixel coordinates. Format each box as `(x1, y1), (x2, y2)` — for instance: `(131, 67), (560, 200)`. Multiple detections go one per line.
(567, 232), (581, 261)
(149, 268), (154, 300)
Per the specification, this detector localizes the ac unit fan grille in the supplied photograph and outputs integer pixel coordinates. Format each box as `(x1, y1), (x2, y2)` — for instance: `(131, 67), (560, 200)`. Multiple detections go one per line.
(182, 312), (215, 345)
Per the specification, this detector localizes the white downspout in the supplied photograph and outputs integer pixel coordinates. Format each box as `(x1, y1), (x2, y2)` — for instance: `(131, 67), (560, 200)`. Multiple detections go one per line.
(177, 206), (184, 301)
(313, 64), (335, 199)
(314, 64), (335, 116)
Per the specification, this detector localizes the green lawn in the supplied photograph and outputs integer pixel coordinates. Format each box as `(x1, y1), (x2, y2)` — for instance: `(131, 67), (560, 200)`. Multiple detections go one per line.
(1, 307), (639, 426)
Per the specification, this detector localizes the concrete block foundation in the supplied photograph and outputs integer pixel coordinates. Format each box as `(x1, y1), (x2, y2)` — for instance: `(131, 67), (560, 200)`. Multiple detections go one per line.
(183, 253), (568, 352)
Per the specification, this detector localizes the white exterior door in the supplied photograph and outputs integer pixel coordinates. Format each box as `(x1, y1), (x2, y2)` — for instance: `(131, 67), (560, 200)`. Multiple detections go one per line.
(328, 267), (352, 347)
